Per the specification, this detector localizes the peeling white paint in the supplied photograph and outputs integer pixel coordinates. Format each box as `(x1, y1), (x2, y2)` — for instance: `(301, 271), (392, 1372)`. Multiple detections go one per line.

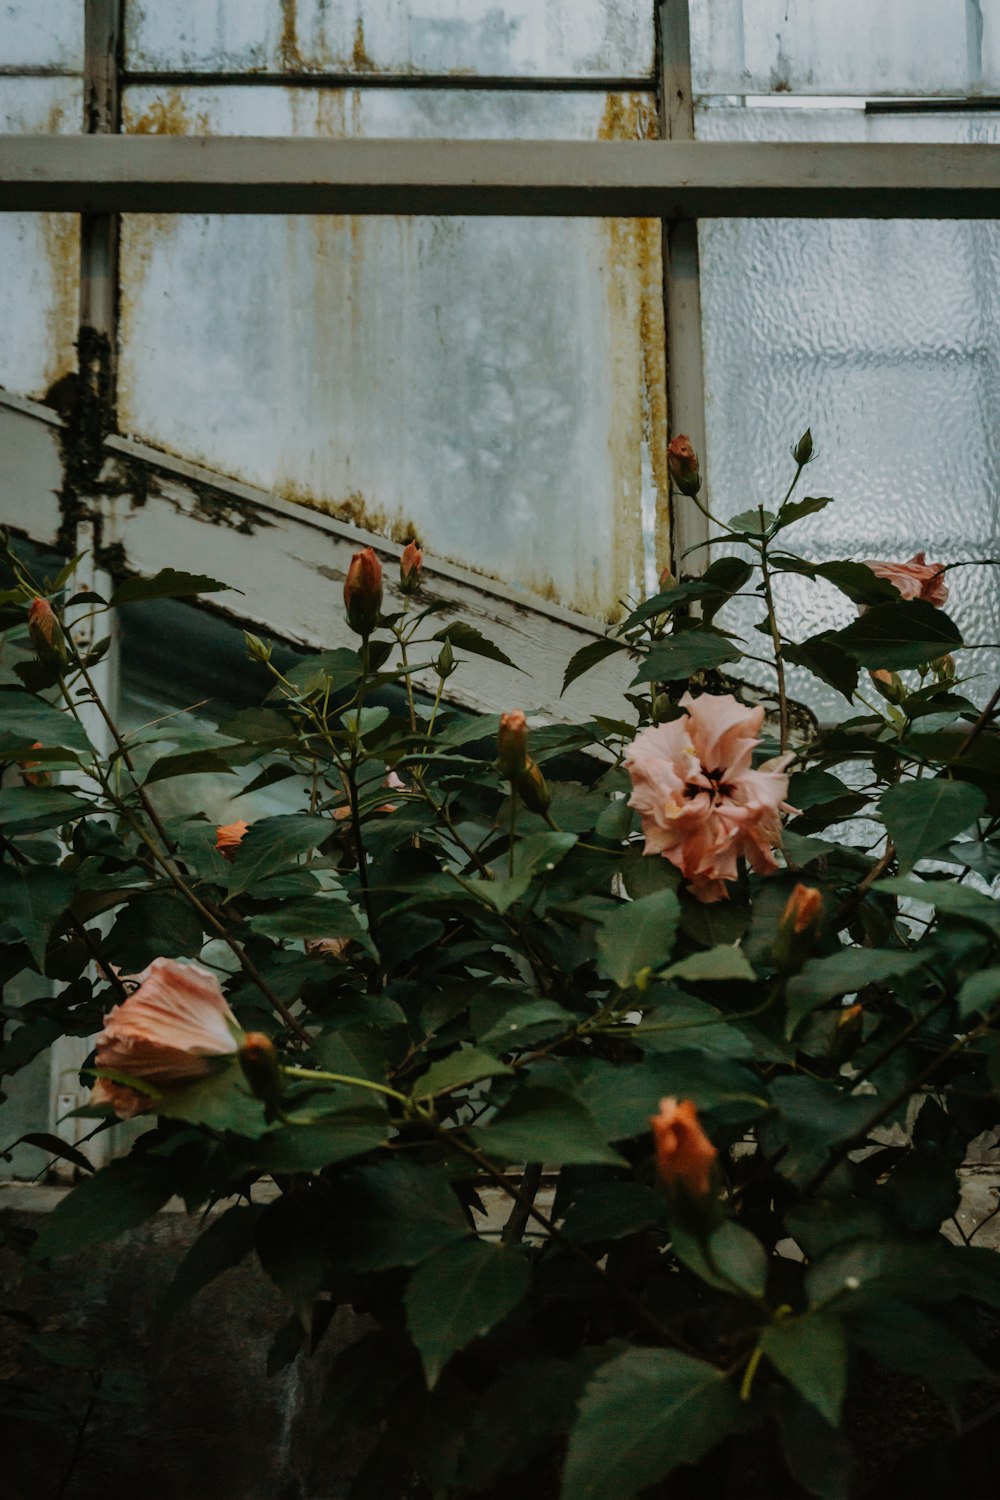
(0, 0), (83, 73)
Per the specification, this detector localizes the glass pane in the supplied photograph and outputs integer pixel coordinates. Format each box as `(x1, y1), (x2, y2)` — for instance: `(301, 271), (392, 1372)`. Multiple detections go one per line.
(698, 109), (1000, 718)
(0, 79), (81, 402)
(118, 89), (667, 620)
(690, 0), (993, 97)
(124, 0), (655, 78)
(0, 0), (84, 72)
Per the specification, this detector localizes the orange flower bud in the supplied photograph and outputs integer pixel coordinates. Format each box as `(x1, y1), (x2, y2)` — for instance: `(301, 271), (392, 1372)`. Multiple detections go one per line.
(28, 596), (56, 646)
(829, 1003), (864, 1067)
(650, 1097), (717, 1198)
(215, 820), (249, 859)
(498, 710), (529, 779)
(515, 758), (551, 816)
(343, 546), (383, 637)
(18, 741), (51, 787)
(781, 883), (823, 936)
(658, 565), (675, 592)
(399, 539), (423, 596)
(238, 1031), (281, 1105)
(667, 435), (701, 497)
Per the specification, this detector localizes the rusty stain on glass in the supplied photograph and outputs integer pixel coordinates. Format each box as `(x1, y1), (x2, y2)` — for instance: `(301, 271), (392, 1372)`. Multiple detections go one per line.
(117, 80), (667, 620)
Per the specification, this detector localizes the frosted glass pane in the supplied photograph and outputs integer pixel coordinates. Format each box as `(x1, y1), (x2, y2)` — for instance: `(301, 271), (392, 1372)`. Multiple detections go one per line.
(0, 79), (81, 401)
(0, 0), (84, 72)
(124, 0), (655, 78)
(118, 89), (666, 620)
(690, 0), (996, 97)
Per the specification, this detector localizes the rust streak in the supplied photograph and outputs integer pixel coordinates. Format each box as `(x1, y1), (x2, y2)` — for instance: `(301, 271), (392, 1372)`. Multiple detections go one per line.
(280, 0), (305, 73)
(352, 16), (373, 72)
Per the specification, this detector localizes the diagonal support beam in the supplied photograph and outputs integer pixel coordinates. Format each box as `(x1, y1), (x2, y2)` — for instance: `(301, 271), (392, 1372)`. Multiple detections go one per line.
(1, 135), (998, 217)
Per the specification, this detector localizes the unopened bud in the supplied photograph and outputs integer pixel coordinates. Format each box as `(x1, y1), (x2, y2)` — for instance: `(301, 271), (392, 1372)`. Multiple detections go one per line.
(27, 597), (64, 664)
(343, 546), (383, 637)
(792, 428), (814, 466)
(667, 435), (701, 497)
(18, 741), (50, 787)
(399, 539), (423, 596)
(829, 1003), (864, 1067)
(773, 883), (823, 974)
(244, 631), (272, 664)
(658, 565), (675, 592)
(515, 757), (550, 816)
(498, 710), (528, 779)
(238, 1031), (281, 1106)
(435, 637), (456, 679)
(215, 820), (249, 860)
(868, 668), (906, 704)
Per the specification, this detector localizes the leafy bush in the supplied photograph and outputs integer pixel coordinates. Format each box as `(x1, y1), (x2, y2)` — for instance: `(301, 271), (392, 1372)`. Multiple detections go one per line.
(4, 438), (1000, 1499)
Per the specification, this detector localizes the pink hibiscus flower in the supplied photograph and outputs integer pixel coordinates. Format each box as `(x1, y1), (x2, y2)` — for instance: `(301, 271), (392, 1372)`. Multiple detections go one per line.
(862, 552), (948, 608)
(625, 693), (793, 903)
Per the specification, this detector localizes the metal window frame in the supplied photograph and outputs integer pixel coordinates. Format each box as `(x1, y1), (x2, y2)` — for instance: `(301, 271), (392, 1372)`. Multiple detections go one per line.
(2, 0), (998, 698)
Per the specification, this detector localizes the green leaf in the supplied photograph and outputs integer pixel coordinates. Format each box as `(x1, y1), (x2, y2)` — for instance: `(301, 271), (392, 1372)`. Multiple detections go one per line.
(151, 1059), (270, 1136)
(474, 998), (574, 1052)
(109, 568), (233, 605)
(472, 1087), (626, 1167)
(844, 1298), (993, 1392)
(339, 1160), (469, 1271)
(880, 779), (986, 871)
(671, 1220), (769, 1300)
(237, 1106), (388, 1173)
(247, 896), (370, 949)
(405, 1237), (529, 1388)
(159, 1204), (264, 1318)
(768, 1076), (877, 1180)
(433, 621), (518, 670)
(106, 892), (204, 970)
(761, 1313), (847, 1427)
(728, 508), (775, 535)
(561, 1182), (665, 1244)
(957, 966), (1000, 1021)
(561, 1348), (744, 1500)
(561, 637), (627, 695)
(0, 786), (92, 835)
(0, 689), (94, 757)
(874, 876), (1000, 934)
(0, 864), (76, 968)
(664, 946), (756, 984)
(478, 832), (578, 915)
(771, 1387), (854, 1500)
(411, 1047), (512, 1100)
(772, 496), (833, 533)
(459, 1358), (589, 1491)
(32, 1157), (176, 1260)
(312, 1026), (388, 1084)
(255, 1195), (328, 1329)
(597, 888), (681, 988)
(142, 749), (240, 786)
(225, 813), (332, 896)
(783, 634), (859, 702)
(832, 599), (962, 670)
(630, 631), (740, 686)
(785, 948), (924, 1036)
(577, 1053), (768, 1139)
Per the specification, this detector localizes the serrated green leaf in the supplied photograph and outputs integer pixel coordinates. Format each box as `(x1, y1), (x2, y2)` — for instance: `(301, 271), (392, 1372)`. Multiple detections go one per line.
(785, 948), (924, 1036)
(597, 888), (681, 988)
(561, 1182), (665, 1244)
(339, 1160), (468, 1270)
(0, 864), (76, 968)
(957, 966), (1000, 1020)
(664, 946), (756, 984)
(142, 749), (240, 786)
(225, 813), (332, 896)
(630, 631), (740, 686)
(772, 496), (834, 533)
(411, 1047), (512, 1100)
(472, 1087), (626, 1167)
(672, 1219), (769, 1300)
(32, 1157), (176, 1260)
(110, 568), (233, 606)
(405, 1237), (529, 1387)
(159, 1204), (264, 1318)
(561, 1348), (744, 1500)
(561, 637), (627, 695)
(0, 689), (94, 757)
(761, 1313), (847, 1427)
(433, 621), (518, 670)
(0, 786), (92, 835)
(832, 599), (962, 670)
(880, 778), (986, 871)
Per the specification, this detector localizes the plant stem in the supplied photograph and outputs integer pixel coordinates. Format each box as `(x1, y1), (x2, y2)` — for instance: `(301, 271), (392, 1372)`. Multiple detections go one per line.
(501, 1161), (543, 1244)
(282, 1064), (414, 1110)
(757, 506), (789, 754)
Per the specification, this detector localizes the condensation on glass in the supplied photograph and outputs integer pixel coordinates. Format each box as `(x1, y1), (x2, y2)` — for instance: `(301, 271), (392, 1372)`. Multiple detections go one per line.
(117, 87), (668, 620)
(689, 0), (999, 97)
(124, 0), (656, 78)
(0, 2), (82, 403)
(696, 104), (1000, 717)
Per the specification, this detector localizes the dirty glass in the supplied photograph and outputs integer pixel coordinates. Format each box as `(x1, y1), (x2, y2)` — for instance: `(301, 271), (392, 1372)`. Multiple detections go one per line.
(0, 78), (81, 403)
(697, 105), (1000, 719)
(0, 0), (84, 72)
(124, 0), (656, 78)
(118, 88), (667, 619)
(689, 0), (997, 97)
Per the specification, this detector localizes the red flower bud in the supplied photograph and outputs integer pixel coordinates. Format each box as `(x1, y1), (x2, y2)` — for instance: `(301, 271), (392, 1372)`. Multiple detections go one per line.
(28, 596), (59, 655)
(667, 435), (701, 497)
(658, 565), (675, 592)
(651, 1097), (717, 1199)
(399, 539), (423, 596)
(781, 883), (823, 936)
(238, 1031), (281, 1104)
(772, 883), (824, 974)
(498, 710), (529, 779)
(343, 546), (384, 637)
(215, 820), (249, 860)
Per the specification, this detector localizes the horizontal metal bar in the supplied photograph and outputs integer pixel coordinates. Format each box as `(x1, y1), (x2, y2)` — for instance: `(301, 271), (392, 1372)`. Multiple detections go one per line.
(1, 135), (998, 217)
(866, 96), (1000, 113)
(122, 70), (656, 92)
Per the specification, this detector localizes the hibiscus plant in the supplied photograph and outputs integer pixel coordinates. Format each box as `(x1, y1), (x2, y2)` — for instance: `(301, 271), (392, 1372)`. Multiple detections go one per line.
(4, 433), (1000, 1498)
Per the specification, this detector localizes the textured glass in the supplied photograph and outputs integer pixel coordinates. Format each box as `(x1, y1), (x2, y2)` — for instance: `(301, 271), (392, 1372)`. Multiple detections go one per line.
(118, 88), (667, 620)
(124, 0), (655, 78)
(0, 79), (81, 402)
(0, 0), (84, 72)
(698, 106), (1000, 718)
(690, 0), (998, 97)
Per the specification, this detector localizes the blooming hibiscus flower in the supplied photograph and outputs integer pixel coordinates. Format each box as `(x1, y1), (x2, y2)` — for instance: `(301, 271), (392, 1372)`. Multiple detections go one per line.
(625, 692), (793, 902)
